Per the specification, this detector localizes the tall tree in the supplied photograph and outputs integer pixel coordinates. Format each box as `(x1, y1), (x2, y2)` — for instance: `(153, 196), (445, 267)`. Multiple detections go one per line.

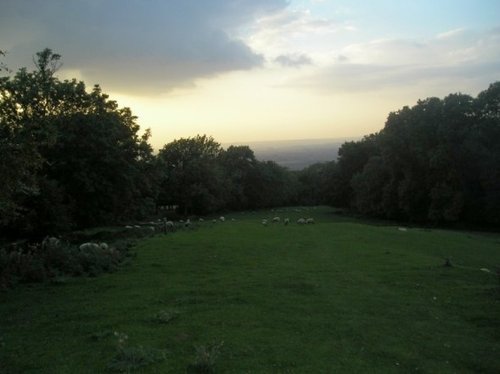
(0, 49), (155, 235)
(157, 135), (224, 215)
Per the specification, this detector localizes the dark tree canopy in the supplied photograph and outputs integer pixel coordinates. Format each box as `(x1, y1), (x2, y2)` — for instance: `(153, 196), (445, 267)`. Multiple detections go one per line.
(325, 82), (500, 226)
(0, 49), (156, 236)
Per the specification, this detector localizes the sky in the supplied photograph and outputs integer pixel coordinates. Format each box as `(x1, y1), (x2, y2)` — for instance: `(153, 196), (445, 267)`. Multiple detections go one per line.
(1, 0), (499, 149)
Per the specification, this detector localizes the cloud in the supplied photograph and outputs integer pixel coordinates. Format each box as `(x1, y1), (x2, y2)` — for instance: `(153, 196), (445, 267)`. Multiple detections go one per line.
(296, 28), (500, 94)
(275, 53), (313, 67)
(247, 8), (352, 57)
(0, 0), (288, 94)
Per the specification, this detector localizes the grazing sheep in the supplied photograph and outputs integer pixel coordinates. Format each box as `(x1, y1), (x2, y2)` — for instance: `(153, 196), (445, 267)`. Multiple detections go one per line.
(219, 216), (225, 222)
(231, 218), (236, 221)
(199, 218), (204, 222)
(306, 218), (315, 224)
(212, 219), (217, 223)
(125, 225), (134, 229)
(297, 218), (306, 225)
(165, 221), (175, 228)
(79, 242), (100, 251)
(262, 219), (268, 226)
(184, 219), (191, 227)
(99, 242), (109, 250)
(284, 218), (290, 225)
(42, 236), (60, 249)
(272, 217), (280, 223)
(398, 227), (408, 232)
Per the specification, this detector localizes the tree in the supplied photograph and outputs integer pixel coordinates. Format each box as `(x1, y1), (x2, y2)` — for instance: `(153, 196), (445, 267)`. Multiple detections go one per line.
(327, 134), (380, 208)
(0, 50), (8, 72)
(324, 82), (500, 226)
(351, 156), (390, 216)
(157, 135), (224, 215)
(219, 145), (259, 210)
(0, 49), (155, 235)
(0, 49), (61, 230)
(296, 162), (332, 206)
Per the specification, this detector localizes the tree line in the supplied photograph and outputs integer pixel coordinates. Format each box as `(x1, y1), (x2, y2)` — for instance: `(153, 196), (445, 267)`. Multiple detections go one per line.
(302, 82), (500, 226)
(1, 49), (499, 238)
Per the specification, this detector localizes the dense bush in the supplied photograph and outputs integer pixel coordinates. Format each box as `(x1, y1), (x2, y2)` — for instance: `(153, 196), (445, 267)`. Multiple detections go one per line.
(0, 238), (130, 290)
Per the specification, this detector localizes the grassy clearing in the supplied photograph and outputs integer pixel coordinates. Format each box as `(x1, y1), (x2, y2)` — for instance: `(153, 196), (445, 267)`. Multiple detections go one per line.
(1, 207), (499, 373)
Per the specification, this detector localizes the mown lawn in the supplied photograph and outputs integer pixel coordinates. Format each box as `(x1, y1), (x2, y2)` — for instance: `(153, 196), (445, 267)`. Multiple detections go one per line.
(1, 207), (499, 373)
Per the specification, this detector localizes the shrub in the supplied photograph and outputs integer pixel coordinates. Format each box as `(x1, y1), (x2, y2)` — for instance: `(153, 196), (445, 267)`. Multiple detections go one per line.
(0, 237), (131, 289)
(107, 332), (167, 372)
(187, 340), (224, 374)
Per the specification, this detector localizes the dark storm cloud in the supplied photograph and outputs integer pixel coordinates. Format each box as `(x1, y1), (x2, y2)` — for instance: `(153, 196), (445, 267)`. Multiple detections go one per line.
(0, 0), (288, 94)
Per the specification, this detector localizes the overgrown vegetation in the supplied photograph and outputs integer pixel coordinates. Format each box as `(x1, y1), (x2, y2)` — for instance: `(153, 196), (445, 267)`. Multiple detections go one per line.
(0, 236), (134, 290)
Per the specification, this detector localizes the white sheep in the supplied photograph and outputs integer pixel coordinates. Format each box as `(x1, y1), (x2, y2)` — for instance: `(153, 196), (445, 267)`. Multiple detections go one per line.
(99, 242), (109, 250)
(284, 218), (290, 225)
(199, 218), (204, 222)
(42, 236), (60, 249)
(297, 218), (306, 225)
(79, 242), (100, 251)
(219, 216), (225, 222)
(306, 218), (315, 224)
(272, 217), (280, 223)
(212, 219), (217, 223)
(184, 219), (191, 227)
(262, 219), (268, 226)
(165, 221), (175, 228)
(125, 225), (134, 229)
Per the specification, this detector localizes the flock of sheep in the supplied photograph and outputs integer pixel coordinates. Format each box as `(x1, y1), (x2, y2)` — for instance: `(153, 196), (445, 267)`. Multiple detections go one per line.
(261, 217), (315, 226)
(34, 209), (319, 259)
(120, 213), (317, 234)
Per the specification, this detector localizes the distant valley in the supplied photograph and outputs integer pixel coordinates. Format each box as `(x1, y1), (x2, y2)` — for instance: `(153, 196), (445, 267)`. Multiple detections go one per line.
(227, 137), (359, 170)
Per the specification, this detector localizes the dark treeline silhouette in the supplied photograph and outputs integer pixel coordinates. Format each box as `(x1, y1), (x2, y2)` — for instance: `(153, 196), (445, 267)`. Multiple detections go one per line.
(1, 49), (499, 238)
(304, 82), (500, 226)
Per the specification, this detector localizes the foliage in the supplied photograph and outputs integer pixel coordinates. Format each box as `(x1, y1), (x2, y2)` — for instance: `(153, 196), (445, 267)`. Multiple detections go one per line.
(329, 82), (500, 225)
(0, 49), (156, 237)
(157, 135), (225, 215)
(157, 136), (301, 215)
(0, 238), (128, 289)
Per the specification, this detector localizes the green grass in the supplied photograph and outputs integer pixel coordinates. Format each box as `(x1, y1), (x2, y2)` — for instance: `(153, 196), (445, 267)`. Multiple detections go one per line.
(1, 207), (499, 373)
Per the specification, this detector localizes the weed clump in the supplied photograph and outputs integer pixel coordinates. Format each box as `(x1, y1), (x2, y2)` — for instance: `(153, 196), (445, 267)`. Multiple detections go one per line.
(187, 340), (224, 373)
(443, 257), (453, 267)
(107, 331), (167, 372)
(151, 309), (179, 324)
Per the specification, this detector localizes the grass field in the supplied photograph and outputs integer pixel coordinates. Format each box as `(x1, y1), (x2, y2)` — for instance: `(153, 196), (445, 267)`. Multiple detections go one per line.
(1, 207), (499, 373)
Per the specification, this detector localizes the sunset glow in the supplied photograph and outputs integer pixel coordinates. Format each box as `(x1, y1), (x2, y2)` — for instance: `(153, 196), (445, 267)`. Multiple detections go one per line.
(1, 0), (499, 148)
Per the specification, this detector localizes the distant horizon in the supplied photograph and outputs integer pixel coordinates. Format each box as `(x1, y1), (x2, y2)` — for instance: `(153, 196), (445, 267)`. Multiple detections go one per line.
(223, 135), (362, 147)
(148, 134), (362, 152)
